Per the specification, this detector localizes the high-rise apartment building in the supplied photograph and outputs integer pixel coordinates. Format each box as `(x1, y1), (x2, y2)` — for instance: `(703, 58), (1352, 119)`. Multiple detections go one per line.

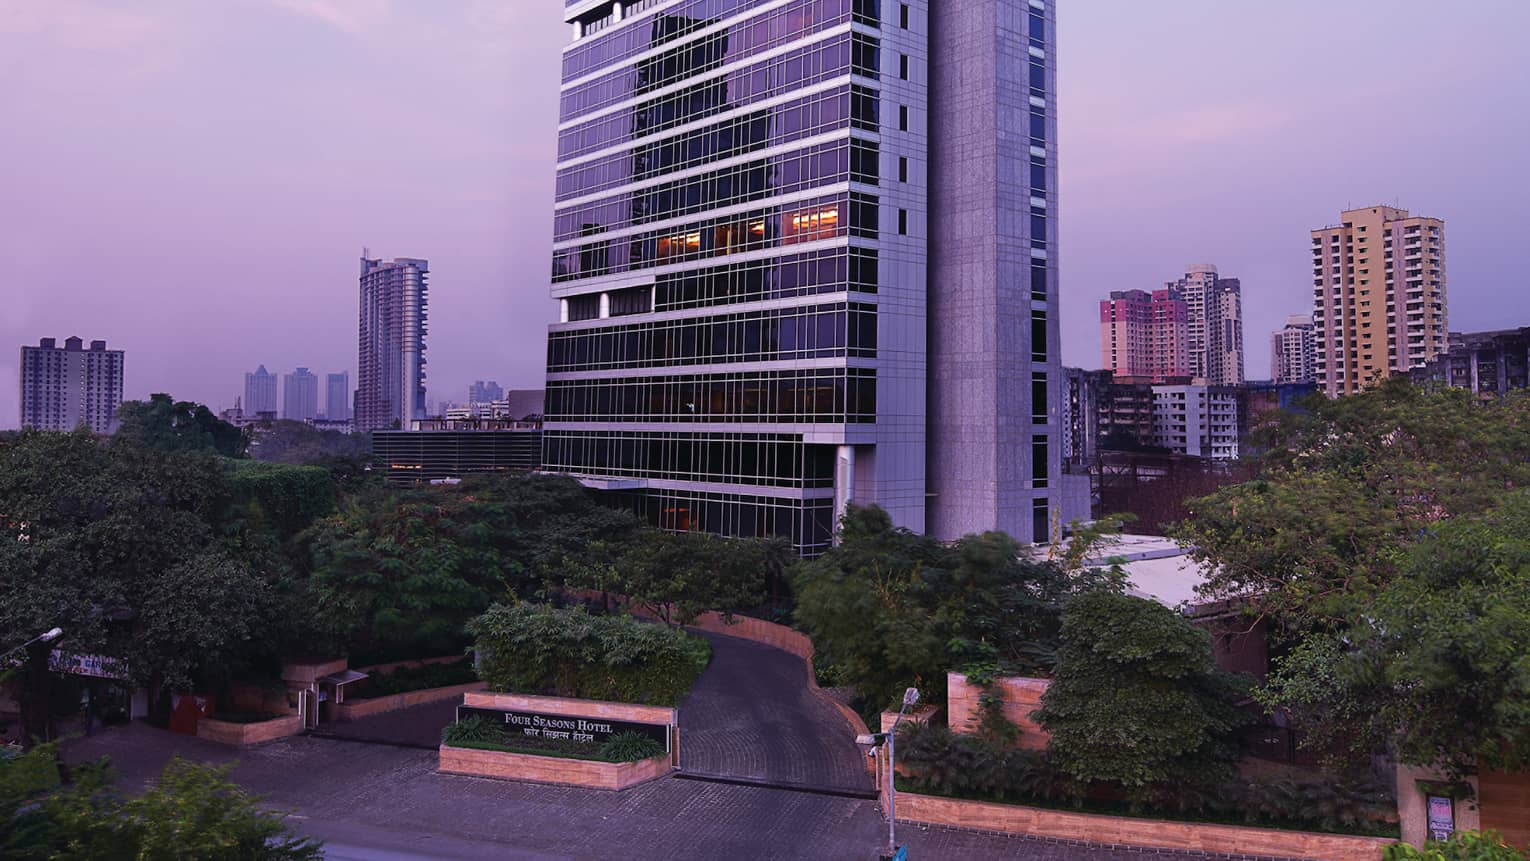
(357, 255), (429, 432)
(1099, 289), (1189, 382)
(1270, 314), (1316, 384)
(282, 367), (319, 421)
(243, 365), (279, 417)
(468, 380), (504, 405)
(543, 0), (1060, 553)
(19, 336), (124, 432)
(1167, 264), (1243, 385)
(1311, 206), (1446, 396)
(325, 372), (351, 422)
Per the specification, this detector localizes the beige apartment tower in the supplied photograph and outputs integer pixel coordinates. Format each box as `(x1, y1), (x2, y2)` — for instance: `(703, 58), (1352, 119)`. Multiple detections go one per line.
(1311, 206), (1446, 396)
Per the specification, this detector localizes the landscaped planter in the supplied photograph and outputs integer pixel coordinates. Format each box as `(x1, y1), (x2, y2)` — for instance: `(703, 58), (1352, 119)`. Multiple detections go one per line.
(894, 791), (1394, 861)
(328, 681), (486, 722)
(438, 744), (671, 790)
(196, 714), (303, 747)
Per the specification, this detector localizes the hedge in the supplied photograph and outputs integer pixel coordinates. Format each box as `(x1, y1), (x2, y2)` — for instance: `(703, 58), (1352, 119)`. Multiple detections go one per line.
(467, 603), (710, 707)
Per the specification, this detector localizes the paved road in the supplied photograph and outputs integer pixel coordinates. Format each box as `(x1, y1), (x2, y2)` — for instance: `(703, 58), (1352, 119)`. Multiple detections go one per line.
(63, 725), (1227, 860)
(314, 698), (458, 749)
(678, 631), (873, 794)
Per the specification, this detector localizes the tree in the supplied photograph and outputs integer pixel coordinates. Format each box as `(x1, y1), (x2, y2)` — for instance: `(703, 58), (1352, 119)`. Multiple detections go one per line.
(115, 393), (247, 458)
(247, 419), (367, 467)
(1, 746), (322, 860)
(1177, 382), (1530, 628)
(303, 473), (634, 661)
(792, 505), (1120, 707)
(1034, 591), (1248, 795)
(567, 528), (783, 626)
(0, 431), (285, 741)
(1260, 491), (1530, 776)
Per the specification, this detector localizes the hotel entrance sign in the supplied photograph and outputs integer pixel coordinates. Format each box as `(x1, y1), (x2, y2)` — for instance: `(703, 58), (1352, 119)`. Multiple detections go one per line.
(455, 706), (671, 751)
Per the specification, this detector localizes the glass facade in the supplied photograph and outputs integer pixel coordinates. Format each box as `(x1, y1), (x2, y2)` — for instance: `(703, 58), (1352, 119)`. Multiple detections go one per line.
(547, 0), (888, 555)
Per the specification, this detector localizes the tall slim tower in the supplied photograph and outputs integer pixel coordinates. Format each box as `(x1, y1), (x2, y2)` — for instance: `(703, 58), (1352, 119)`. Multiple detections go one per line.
(19, 336), (124, 432)
(1271, 315), (1316, 384)
(243, 365), (278, 417)
(325, 372), (351, 422)
(1311, 205), (1446, 396)
(544, 0), (1059, 553)
(357, 255), (429, 432)
(1168, 264), (1244, 385)
(282, 367), (319, 421)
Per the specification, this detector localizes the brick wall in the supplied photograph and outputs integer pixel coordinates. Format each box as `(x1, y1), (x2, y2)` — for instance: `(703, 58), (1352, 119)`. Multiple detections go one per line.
(439, 745), (670, 790)
(330, 681), (485, 722)
(196, 715), (303, 747)
(897, 792), (1393, 861)
(946, 672), (1050, 750)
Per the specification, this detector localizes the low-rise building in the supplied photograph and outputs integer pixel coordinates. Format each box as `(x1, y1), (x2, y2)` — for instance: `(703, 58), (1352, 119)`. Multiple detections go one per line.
(1151, 385), (1239, 461)
(1413, 327), (1530, 399)
(371, 418), (542, 483)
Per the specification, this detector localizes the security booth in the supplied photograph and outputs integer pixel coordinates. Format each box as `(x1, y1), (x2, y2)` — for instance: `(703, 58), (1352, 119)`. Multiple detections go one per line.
(317, 669), (369, 723)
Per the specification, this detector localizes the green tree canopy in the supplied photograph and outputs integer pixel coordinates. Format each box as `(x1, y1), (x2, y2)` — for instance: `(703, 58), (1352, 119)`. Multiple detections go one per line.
(0, 431), (289, 740)
(302, 473), (634, 661)
(1260, 490), (1530, 776)
(566, 528), (785, 626)
(1, 746), (321, 860)
(115, 393), (247, 458)
(1033, 591), (1248, 794)
(248, 419), (368, 467)
(792, 505), (1121, 706)
(1177, 381), (1530, 627)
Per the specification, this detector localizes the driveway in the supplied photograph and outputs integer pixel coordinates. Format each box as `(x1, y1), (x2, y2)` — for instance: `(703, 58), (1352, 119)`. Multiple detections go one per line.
(678, 631), (873, 795)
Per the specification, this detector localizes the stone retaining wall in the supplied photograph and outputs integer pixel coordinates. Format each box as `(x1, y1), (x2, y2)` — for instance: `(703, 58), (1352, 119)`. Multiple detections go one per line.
(439, 744), (670, 790)
(196, 714), (303, 747)
(329, 681), (486, 722)
(353, 655), (468, 676)
(896, 792), (1392, 861)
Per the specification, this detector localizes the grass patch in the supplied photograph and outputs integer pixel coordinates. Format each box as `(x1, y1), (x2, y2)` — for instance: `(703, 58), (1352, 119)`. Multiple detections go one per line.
(893, 778), (1400, 839)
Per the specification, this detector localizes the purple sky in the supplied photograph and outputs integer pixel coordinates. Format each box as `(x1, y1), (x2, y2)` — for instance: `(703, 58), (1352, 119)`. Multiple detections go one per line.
(2, 0), (1527, 428)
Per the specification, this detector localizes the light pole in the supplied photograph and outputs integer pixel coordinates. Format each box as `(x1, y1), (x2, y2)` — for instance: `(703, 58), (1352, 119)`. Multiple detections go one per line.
(0, 627), (62, 664)
(858, 686), (920, 860)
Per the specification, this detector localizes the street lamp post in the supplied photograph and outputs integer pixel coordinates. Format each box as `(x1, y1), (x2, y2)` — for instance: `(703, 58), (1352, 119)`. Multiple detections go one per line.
(858, 686), (920, 860)
(0, 627), (62, 664)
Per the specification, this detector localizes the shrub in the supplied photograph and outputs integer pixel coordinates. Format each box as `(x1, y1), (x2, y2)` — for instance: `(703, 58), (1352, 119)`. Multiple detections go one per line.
(599, 731), (664, 763)
(441, 715), (503, 747)
(363, 659), (478, 698)
(469, 603), (710, 707)
(1385, 831), (1529, 861)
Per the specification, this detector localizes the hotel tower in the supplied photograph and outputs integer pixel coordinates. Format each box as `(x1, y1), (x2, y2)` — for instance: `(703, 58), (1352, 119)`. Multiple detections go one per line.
(545, 0), (1062, 554)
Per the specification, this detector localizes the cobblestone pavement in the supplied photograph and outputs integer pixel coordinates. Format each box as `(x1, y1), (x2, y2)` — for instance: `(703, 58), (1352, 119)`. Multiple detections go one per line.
(678, 631), (873, 794)
(63, 725), (1224, 860)
(313, 698), (459, 749)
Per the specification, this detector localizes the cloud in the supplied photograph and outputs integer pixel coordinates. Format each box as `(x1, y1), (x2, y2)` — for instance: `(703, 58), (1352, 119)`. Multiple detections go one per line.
(1133, 103), (1293, 147)
(269, 0), (389, 34)
(0, 0), (166, 52)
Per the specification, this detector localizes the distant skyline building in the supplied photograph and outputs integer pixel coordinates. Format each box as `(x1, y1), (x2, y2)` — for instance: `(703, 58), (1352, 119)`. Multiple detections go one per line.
(468, 380), (503, 405)
(357, 254), (429, 432)
(1271, 315), (1316, 384)
(325, 372), (351, 422)
(542, 0), (1062, 553)
(1312, 205), (1447, 396)
(19, 336), (124, 433)
(1099, 289), (1190, 382)
(1167, 264), (1244, 385)
(243, 364), (278, 417)
(282, 367), (319, 421)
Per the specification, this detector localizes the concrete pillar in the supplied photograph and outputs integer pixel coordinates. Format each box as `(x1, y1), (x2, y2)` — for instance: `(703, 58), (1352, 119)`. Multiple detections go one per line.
(834, 444), (856, 541)
(1395, 763), (1479, 847)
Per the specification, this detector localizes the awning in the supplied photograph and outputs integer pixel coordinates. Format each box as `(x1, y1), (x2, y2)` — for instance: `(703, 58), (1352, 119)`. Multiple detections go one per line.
(317, 669), (369, 687)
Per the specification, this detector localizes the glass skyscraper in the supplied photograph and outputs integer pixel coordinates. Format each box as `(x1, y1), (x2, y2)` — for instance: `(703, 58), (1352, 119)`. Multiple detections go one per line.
(545, 0), (1061, 554)
(357, 255), (429, 432)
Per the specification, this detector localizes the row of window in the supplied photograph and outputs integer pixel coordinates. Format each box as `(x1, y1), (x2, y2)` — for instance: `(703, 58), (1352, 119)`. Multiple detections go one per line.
(556, 84), (874, 201)
(545, 367), (877, 423)
(553, 192), (878, 281)
(655, 245), (878, 310)
(561, 0), (853, 122)
(543, 430), (838, 488)
(603, 487), (835, 555)
(547, 301), (878, 371)
(558, 33), (877, 161)
(555, 138), (877, 243)
(563, 0), (877, 82)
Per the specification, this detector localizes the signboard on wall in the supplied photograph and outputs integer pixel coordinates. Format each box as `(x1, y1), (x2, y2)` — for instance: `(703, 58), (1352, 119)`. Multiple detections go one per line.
(1426, 795), (1455, 841)
(49, 651), (126, 680)
(455, 706), (671, 751)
